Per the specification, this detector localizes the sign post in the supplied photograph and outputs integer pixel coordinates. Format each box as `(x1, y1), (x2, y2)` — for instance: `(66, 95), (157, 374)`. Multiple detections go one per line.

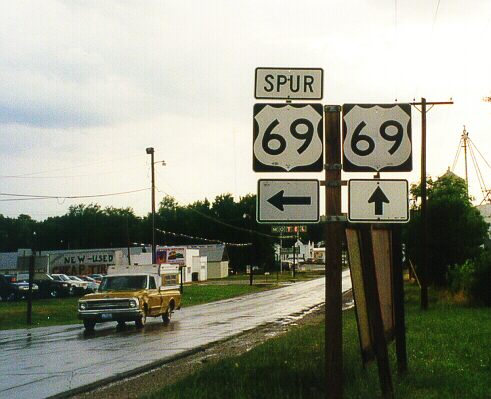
(324, 105), (343, 399)
(359, 225), (394, 399)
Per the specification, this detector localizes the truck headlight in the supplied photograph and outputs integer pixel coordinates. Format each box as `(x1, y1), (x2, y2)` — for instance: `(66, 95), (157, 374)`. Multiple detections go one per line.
(129, 299), (137, 308)
(79, 302), (87, 310)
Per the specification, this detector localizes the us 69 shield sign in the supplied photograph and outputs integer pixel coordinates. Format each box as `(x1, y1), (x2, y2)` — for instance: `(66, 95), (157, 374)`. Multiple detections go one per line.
(253, 103), (323, 172)
(342, 104), (412, 172)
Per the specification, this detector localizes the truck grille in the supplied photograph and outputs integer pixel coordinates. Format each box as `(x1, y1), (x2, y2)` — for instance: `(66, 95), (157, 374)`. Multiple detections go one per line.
(86, 300), (130, 310)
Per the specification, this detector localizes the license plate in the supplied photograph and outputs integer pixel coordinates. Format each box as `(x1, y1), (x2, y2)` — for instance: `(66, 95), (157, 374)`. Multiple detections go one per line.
(101, 313), (112, 320)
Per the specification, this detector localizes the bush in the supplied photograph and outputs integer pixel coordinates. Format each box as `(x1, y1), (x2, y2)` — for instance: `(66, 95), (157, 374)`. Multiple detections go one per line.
(448, 250), (491, 306)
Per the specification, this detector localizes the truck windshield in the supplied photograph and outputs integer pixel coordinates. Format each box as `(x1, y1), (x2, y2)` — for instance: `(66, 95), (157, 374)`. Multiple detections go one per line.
(99, 276), (147, 291)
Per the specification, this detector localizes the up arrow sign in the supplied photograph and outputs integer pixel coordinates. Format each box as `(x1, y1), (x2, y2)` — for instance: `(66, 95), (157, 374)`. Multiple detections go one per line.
(368, 186), (390, 215)
(348, 179), (410, 223)
(267, 190), (312, 211)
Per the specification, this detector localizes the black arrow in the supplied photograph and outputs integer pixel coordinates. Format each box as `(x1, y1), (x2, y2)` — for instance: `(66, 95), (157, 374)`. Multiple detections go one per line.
(368, 186), (390, 215)
(267, 190), (311, 211)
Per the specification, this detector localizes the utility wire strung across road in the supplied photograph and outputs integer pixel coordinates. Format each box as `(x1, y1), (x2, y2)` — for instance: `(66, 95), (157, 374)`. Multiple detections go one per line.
(0, 188), (150, 202)
(156, 228), (252, 247)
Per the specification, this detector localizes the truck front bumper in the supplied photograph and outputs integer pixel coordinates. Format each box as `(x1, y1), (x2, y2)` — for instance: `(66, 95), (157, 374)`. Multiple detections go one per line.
(78, 309), (143, 322)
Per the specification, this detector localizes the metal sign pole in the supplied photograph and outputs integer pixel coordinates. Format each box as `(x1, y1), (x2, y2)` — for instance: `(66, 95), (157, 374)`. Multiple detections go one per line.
(324, 105), (343, 399)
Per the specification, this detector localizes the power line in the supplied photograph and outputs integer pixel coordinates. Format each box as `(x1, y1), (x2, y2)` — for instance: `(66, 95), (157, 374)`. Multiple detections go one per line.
(431, 0), (441, 33)
(153, 180), (294, 241)
(156, 228), (252, 247)
(2, 154), (146, 178)
(0, 167), (144, 180)
(0, 188), (150, 202)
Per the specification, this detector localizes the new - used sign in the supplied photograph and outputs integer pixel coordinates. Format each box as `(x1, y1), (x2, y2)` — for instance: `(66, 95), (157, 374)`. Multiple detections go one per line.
(255, 67), (323, 100)
(342, 104), (412, 172)
(348, 179), (409, 223)
(257, 180), (319, 223)
(253, 103), (323, 172)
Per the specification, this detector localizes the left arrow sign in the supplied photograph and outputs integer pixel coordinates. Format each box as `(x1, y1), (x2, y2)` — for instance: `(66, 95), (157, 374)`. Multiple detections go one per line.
(267, 190), (312, 211)
(368, 186), (390, 215)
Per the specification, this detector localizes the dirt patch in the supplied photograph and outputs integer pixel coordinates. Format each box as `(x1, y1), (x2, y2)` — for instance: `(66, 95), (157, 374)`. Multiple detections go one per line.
(70, 290), (353, 399)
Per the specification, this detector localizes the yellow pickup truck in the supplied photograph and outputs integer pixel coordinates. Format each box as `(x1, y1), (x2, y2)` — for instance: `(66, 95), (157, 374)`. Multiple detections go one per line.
(78, 264), (181, 332)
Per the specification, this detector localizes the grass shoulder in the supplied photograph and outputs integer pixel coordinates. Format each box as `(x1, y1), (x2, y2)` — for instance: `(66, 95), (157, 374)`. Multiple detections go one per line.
(142, 282), (491, 399)
(0, 283), (276, 330)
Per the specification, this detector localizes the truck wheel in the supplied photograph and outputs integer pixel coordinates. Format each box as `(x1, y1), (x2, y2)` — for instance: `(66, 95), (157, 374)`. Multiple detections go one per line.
(49, 288), (59, 298)
(83, 320), (96, 332)
(162, 306), (173, 323)
(135, 308), (147, 328)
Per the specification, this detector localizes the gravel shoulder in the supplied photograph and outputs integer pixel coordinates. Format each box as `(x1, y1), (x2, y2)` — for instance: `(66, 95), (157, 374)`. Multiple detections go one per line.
(70, 290), (353, 399)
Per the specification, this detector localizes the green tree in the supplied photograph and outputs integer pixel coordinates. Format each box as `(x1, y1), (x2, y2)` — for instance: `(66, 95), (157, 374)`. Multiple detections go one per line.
(403, 171), (489, 287)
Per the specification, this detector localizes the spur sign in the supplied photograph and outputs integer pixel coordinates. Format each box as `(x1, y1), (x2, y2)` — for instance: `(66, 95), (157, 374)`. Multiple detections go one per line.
(255, 68), (323, 100)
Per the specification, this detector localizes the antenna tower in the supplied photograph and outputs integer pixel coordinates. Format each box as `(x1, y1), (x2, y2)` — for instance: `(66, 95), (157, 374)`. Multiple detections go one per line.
(451, 126), (491, 204)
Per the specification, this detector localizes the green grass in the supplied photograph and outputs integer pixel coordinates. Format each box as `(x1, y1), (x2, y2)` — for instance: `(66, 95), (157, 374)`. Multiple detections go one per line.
(143, 283), (491, 399)
(215, 270), (325, 283)
(0, 284), (274, 330)
(0, 297), (81, 330)
(180, 284), (274, 307)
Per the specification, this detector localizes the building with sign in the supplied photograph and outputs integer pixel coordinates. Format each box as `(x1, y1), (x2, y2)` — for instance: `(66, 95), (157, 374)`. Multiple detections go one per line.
(0, 244), (231, 281)
(0, 246), (152, 275)
(275, 240), (314, 263)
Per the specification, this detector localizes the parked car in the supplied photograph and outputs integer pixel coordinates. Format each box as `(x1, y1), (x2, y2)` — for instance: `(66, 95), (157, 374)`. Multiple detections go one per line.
(68, 276), (90, 293)
(35, 274), (73, 298)
(51, 274), (88, 295)
(88, 274), (104, 284)
(78, 276), (100, 293)
(0, 274), (39, 301)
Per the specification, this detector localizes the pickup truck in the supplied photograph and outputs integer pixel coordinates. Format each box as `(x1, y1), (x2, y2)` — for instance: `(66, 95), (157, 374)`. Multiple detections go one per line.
(77, 264), (181, 332)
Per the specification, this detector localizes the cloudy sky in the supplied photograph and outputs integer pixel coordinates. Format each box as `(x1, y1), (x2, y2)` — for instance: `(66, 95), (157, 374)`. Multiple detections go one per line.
(1, 0), (490, 220)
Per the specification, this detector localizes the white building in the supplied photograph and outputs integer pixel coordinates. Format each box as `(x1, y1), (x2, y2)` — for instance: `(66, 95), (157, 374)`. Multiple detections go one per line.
(275, 240), (314, 263)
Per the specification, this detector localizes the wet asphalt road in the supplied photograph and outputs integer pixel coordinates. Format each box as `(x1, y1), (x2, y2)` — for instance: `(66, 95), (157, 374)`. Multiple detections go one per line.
(0, 272), (351, 399)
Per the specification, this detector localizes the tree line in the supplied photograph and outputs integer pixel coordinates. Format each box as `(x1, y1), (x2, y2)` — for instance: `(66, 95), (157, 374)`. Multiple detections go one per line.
(3, 172), (489, 303)
(0, 194), (324, 271)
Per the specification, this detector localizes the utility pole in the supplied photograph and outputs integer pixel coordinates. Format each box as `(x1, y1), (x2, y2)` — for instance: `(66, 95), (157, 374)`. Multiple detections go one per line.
(146, 147), (156, 264)
(279, 234), (283, 274)
(126, 214), (131, 266)
(27, 231), (36, 325)
(292, 237), (296, 278)
(410, 98), (453, 310)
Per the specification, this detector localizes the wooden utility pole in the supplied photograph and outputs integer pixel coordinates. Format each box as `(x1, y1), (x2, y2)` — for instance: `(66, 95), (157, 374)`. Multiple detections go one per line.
(392, 225), (407, 373)
(146, 147), (156, 264)
(410, 98), (453, 310)
(324, 105), (343, 399)
(27, 232), (36, 325)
